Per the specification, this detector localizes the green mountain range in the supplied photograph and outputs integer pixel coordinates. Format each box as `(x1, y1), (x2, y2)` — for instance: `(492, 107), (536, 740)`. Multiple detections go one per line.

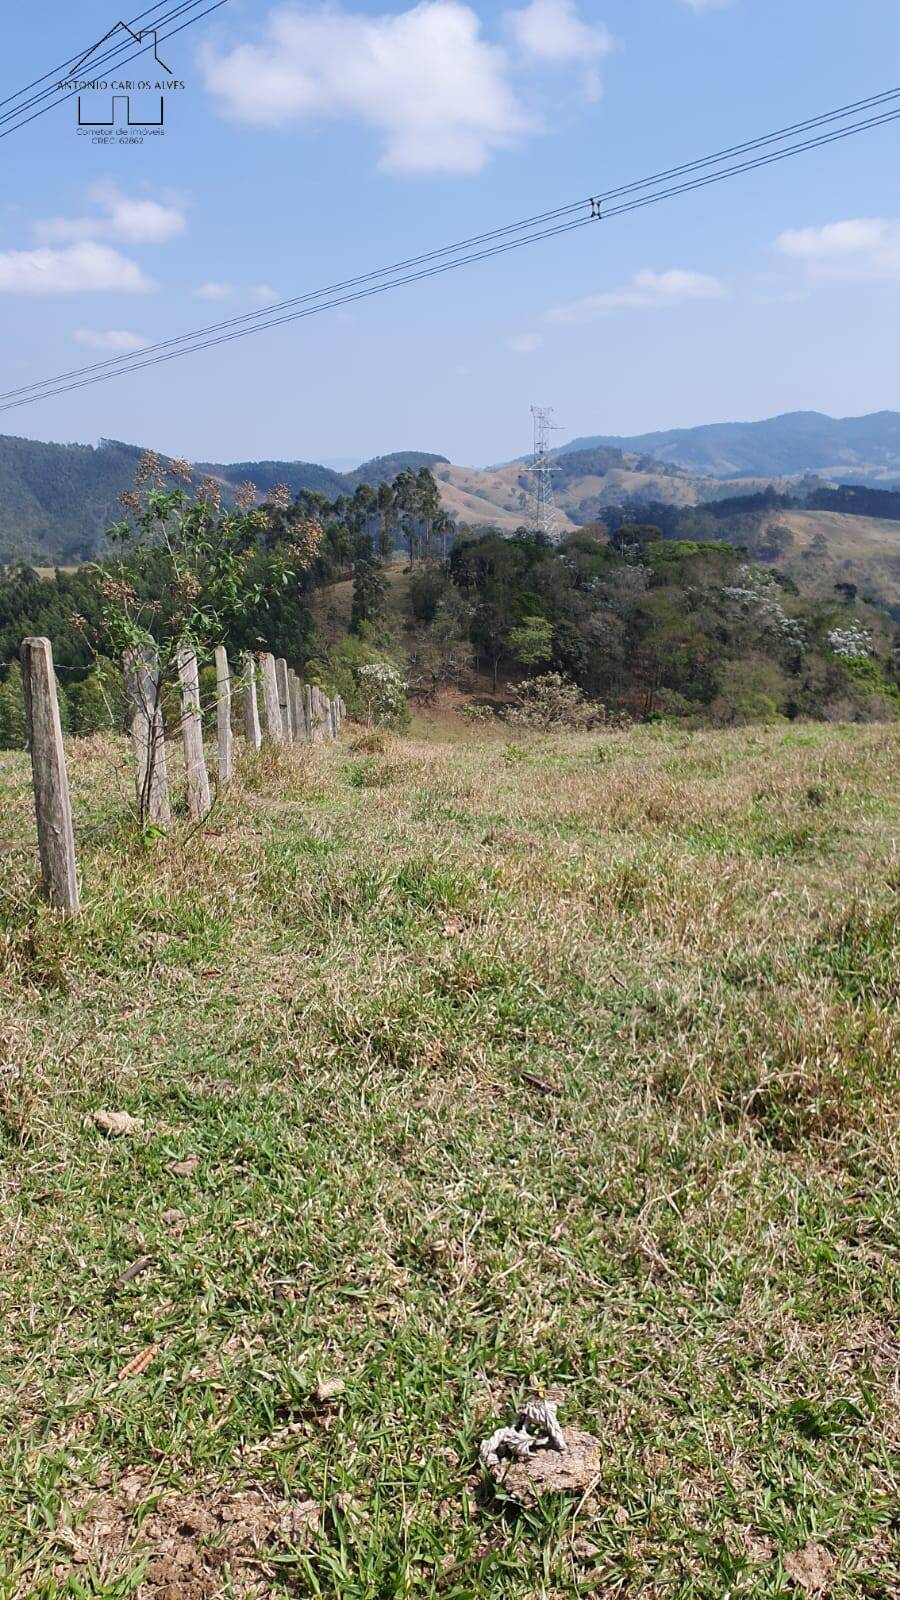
(7, 409), (900, 568)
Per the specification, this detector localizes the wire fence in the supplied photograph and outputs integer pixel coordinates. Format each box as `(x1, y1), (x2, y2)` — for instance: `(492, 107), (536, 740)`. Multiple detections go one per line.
(13, 635), (345, 916)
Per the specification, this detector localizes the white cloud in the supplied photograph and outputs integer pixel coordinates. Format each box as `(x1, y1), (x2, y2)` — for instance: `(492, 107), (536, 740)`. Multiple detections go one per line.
(0, 242), (155, 295)
(774, 217), (900, 281)
(193, 281), (281, 304)
(550, 268), (727, 320)
(506, 0), (613, 61)
(201, 0), (535, 173)
(681, 0), (730, 10)
(509, 331), (542, 352)
(35, 183), (186, 246)
(73, 327), (149, 351)
(193, 280), (237, 300)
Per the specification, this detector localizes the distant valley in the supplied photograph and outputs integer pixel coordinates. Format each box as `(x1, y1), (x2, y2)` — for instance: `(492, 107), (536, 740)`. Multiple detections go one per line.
(4, 411), (900, 621)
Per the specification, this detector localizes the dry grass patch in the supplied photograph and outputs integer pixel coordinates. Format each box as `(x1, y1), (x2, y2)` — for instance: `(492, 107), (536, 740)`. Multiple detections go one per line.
(0, 722), (898, 1597)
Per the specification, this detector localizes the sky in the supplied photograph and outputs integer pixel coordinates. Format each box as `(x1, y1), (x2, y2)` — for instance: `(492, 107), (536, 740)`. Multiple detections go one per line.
(1, 0), (898, 466)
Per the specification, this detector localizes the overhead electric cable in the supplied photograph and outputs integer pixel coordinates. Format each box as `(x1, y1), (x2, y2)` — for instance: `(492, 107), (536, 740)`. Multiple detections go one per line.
(1, 88), (897, 413)
(8, 77), (899, 397)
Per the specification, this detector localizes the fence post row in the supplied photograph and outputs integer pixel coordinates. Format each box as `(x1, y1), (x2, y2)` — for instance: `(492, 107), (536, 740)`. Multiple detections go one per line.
(124, 646), (171, 828)
(21, 636), (80, 915)
(18, 640), (346, 920)
(215, 644), (233, 787)
(243, 654), (262, 752)
(259, 652), (283, 744)
(176, 644), (212, 821)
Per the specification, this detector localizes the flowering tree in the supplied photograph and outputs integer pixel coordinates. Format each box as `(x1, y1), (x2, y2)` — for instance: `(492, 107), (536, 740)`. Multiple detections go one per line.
(355, 662), (408, 729)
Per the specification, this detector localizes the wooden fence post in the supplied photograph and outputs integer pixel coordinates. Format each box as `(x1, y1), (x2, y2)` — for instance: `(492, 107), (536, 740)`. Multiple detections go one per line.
(21, 637), (79, 915)
(124, 646), (171, 827)
(243, 654), (261, 751)
(303, 684), (313, 744)
(276, 657), (293, 743)
(215, 645), (233, 786)
(308, 686), (322, 743)
(259, 652), (283, 744)
(176, 644), (211, 820)
(311, 686), (332, 742)
(289, 671), (307, 743)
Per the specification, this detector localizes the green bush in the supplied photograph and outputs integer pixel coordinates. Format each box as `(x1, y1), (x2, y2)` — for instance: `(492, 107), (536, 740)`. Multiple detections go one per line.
(0, 664), (27, 749)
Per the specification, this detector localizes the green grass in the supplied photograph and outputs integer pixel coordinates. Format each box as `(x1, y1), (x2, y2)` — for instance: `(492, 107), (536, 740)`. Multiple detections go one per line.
(0, 723), (898, 1598)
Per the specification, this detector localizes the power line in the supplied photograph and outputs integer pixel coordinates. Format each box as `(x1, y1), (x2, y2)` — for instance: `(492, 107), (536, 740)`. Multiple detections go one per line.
(0, 0), (230, 140)
(5, 79), (898, 406)
(1, 88), (897, 413)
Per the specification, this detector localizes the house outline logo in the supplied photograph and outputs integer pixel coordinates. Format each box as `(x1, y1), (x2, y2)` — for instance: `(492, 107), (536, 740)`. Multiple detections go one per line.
(70, 20), (172, 77)
(59, 17), (184, 136)
(77, 93), (164, 128)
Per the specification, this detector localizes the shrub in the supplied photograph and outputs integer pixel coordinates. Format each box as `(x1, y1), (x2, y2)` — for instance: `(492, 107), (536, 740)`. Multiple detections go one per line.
(0, 664), (27, 749)
(356, 662), (409, 730)
(503, 672), (629, 732)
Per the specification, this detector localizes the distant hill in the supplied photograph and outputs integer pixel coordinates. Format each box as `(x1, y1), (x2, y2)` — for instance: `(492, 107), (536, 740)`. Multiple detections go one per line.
(346, 452), (450, 488)
(435, 446), (779, 534)
(0, 436), (450, 565)
(557, 411), (900, 482)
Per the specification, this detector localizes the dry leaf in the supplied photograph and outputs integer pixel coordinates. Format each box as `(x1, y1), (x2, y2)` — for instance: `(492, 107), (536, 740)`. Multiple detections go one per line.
(117, 1344), (159, 1380)
(519, 1071), (561, 1097)
(168, 1154), (199, 1178)
(94, 1110), (143, 1137)
(783, 1543), (833, 1594)
(314, 1377), (345, 1403)
(114, 1254), (154, 1288)
(160, 1209), (185, 1228)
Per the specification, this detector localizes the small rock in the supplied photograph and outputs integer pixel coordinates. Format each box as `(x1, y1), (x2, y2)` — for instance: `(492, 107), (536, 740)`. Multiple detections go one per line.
(572, 1536), (602, 1562)
(783, 1543), (833, 1594)
(168, 1154), (199, 1178)
(314, 1377), (345, 1404)
(94, 1110), (143, 1137)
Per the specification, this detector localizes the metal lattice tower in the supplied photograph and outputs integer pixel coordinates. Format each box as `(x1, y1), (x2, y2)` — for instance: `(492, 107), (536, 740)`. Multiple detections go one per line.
(525, 405), (562, 542)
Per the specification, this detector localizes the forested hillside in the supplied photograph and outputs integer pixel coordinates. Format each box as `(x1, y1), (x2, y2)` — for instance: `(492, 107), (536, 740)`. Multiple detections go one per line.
(0, 433), (449, 565)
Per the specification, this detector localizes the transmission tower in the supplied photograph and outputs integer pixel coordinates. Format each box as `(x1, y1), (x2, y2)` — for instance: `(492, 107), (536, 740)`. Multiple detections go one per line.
(525, 405), (562, 541)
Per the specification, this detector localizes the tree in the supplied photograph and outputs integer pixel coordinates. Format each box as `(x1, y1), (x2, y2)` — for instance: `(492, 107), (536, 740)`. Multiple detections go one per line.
(101, 453), (321, 822)
(508, 615), (554, 669)
(416, 467), (441, 559)
(350, 535), (387, 634)
(376, 481), (397, 560)
(394, 468), (421, 563)
(0, 663), (27, 748)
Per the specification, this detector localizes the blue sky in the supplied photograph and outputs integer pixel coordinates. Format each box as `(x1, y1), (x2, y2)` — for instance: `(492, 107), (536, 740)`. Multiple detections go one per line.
(1, 0), (898, 466)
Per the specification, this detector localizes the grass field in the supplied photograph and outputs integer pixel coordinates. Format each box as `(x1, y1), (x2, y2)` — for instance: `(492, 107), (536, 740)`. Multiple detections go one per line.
(0, 723), (898, 1598)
